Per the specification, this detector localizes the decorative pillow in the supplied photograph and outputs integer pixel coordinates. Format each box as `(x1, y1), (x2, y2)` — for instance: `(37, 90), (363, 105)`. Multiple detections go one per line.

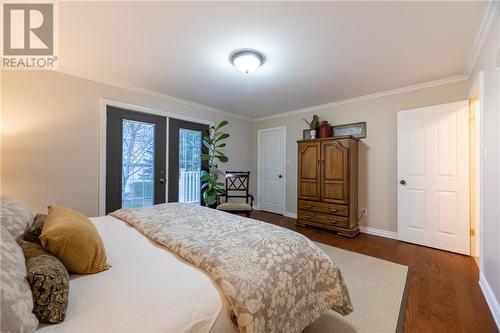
(40, 205), (110, 274)
(0, 225), (39, 332)
(24, 214), (47, 244)
(17, 238), (69, 324)
(0, 195), (34, 238)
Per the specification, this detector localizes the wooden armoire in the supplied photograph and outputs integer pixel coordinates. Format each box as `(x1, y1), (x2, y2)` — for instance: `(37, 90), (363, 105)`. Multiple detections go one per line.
(296, 136), (359, 237)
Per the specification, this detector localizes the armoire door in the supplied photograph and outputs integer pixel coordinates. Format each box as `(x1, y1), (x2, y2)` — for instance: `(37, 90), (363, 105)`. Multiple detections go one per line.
(298, 142), (320, 200)
(320, 140), (349, 204)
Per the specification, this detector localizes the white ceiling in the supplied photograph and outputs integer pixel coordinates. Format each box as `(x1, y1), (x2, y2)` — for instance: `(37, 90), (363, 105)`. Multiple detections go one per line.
(59, 1), (487, 119)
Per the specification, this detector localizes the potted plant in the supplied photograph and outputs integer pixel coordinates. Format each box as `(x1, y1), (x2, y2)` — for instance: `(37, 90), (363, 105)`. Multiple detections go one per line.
(200, 120), (230, 207)
(303, 115), (320, 139)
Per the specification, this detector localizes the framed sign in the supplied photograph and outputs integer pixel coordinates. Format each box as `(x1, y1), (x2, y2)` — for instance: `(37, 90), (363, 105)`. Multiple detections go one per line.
(332, 122), (367, 139)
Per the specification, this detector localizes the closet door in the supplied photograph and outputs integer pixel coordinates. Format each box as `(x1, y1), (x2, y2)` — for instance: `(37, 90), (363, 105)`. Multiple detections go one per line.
(298, 142), (320, 200)
(320, 140), (349, 204)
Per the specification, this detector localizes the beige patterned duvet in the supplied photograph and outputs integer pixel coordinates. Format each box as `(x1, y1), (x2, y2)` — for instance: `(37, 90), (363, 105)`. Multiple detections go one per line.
(111, 203), (352, 333)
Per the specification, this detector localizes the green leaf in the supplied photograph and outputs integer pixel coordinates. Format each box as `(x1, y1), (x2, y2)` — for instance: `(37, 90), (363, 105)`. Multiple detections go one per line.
(201, 153), (210, 161)
(203, 136), (213, 144)
(206, 196), (217, 205)
(201, 182), (209, 190)
(200, 174), (210, 182)
(203, 191), (217, 205)
(213, 133), (229, 143)
(202, 140), (212, 150)
(216, 143), (226, 148)
(216, 155), (228, 163)
(215, 120), (228, 131)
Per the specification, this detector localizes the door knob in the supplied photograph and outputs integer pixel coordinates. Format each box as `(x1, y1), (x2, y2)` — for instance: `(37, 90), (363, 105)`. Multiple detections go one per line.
(159, 178), (166, 185)
(278, 174), (283, 178)
(400, 180), (406, 185)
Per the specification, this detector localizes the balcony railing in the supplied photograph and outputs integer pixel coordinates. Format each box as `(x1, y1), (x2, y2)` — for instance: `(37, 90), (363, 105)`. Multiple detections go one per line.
(179, 169), (200, 203)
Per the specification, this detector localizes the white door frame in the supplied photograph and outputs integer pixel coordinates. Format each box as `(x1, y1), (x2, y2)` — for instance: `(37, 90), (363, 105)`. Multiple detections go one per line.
(98, 98), (213, 216)
(257, 126), (286, 214)
(468, 71), (485, 269)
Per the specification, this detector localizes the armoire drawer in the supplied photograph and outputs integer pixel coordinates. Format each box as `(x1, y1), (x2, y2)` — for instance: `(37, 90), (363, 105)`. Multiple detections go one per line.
(298, 200), (348, 217)
(298, 210), (349, 228)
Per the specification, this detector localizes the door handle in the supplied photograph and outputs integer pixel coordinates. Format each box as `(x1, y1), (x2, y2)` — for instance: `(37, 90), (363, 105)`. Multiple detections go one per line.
(159, 178), (166, 185)
(400, 180), (406, 185)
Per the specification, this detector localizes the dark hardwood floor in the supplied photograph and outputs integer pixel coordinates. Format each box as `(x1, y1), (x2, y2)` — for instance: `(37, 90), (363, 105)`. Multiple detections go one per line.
(249, 211), (498, 333)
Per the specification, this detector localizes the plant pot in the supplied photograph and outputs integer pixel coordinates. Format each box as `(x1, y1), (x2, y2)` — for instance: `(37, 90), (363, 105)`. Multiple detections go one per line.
(310, 129), (317, 139)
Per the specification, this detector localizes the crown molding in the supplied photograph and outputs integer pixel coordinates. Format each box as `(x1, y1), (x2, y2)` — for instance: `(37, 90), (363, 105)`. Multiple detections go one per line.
(252, 75), (468, 122)
(55, 69), (252, 121)
(464, 1), (500, 77)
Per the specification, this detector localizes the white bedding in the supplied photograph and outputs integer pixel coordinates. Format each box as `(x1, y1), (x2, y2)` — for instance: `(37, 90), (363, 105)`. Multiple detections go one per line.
(38, 215), (238, 333)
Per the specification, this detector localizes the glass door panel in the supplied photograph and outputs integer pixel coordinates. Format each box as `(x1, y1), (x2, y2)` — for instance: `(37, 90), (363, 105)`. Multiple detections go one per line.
(178, 128), (202, 203)
(168, 118), (209, 203)
(121, 119), (155, 208)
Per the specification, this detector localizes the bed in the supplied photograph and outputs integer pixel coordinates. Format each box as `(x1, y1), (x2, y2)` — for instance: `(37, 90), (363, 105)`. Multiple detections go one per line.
(3, 199), (352, 333)
(38, 214), (237, 333)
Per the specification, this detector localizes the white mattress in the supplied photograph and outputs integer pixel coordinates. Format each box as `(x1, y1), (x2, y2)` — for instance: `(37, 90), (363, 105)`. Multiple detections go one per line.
(38, 216), (238, 333)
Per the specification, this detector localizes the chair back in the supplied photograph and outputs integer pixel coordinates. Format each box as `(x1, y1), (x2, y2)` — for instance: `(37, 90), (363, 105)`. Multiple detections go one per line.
(225, 171), (250, 203)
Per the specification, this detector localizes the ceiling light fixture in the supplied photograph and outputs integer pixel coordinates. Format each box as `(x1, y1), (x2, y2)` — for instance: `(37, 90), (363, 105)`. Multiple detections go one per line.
(230, 49), (265, 74)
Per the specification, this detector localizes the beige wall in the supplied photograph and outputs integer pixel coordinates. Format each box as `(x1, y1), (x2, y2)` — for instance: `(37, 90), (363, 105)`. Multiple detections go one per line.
(1, 70), (251, 216)
(251, 80), (469, 232)
(469, 12), (500, 319)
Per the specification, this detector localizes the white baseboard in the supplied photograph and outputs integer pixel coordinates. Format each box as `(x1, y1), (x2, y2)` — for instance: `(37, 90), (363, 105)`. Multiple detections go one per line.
(479, 273), (500, 329)
(281, 212), (399, 240)
(359, 225), (399, 240)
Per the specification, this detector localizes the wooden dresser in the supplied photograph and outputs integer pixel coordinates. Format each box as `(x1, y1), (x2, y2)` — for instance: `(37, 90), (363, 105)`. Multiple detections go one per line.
(296, 136), (359, 237)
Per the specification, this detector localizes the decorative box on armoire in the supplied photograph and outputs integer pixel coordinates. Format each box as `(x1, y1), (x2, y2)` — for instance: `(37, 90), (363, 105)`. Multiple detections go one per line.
(296, 136), (359, 237)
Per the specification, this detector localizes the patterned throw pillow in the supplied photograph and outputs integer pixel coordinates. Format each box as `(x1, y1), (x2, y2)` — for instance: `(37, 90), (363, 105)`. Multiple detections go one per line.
(17, 239), (69, 324)
(0, 196), (34, 238)
(0, 225), (39, 333)
(24, 214), (47, 244)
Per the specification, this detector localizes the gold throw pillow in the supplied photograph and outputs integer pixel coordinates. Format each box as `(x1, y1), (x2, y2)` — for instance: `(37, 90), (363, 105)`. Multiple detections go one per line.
(40, 205), (110, 274)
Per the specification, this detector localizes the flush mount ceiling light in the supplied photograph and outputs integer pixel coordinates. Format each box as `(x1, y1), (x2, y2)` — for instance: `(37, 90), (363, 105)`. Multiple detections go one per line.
(230, 49), (265, 74)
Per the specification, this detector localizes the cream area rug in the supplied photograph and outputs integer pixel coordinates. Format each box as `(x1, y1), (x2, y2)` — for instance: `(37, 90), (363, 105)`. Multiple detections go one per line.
(304, 243), (409, 333)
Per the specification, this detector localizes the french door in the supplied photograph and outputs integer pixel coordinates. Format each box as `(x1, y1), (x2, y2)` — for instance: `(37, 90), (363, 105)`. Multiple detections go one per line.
(106, 106), (166, 214)
(168, 118), (209, 204)
(397, 101), (469, 254)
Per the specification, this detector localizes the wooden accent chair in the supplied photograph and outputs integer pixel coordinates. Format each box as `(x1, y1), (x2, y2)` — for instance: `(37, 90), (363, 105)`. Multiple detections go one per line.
(216, 171), (254, 217)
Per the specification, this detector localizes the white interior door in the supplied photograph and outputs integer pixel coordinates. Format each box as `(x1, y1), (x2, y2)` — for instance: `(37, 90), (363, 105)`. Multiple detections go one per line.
(258, 128), (285, 214)
(397, 101), (470, 254)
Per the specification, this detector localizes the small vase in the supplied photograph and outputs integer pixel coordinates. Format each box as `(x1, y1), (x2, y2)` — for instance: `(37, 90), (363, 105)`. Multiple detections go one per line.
(310, 129), (316, 139)
(319, 121), (332, 138)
